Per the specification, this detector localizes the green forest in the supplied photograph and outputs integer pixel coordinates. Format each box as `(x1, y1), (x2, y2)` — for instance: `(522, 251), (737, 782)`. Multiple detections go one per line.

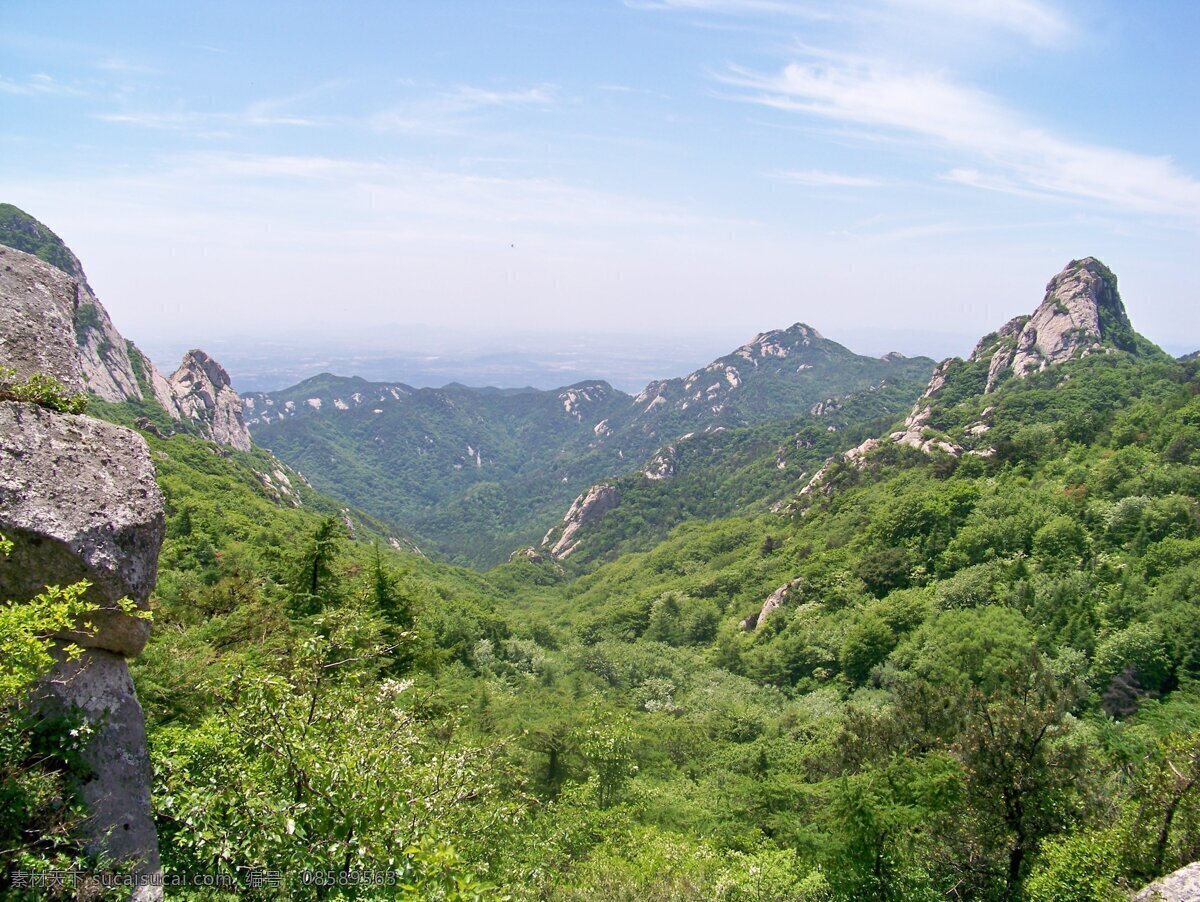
(4, 249), (1200, 899)
(2, 224), (1200, 897)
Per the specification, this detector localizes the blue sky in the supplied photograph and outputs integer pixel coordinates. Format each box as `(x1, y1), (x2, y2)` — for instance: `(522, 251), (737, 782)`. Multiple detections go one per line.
(2, 0), (1198, 363)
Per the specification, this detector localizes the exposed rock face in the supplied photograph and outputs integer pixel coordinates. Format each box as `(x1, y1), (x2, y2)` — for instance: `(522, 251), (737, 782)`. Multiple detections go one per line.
(889, 360), (962, 455)
(169, 349), (253, 452)
(797, 258), (1130, 502)
(542, 483), (620, 559)
(643, 447), (675, 481)
(0, 207), (146, 403)
(36, 649), (161, 901)
(881, 258), (1124, 469)
(742, 579), (802, 630)
(0, 402), (164, 656)
(974, 257), (1129, 391)
(0, 400), (164, 896)
(0, 226), (166, 892)
(0, 246), (88, 393)
(1, 208), (252, 453)
(1133, 861), (1200, 901)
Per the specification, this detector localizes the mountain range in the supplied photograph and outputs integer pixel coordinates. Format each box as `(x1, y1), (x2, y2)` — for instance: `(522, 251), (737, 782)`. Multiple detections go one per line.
(6, 202), (1200, 899)
(242, 327), (934, 566)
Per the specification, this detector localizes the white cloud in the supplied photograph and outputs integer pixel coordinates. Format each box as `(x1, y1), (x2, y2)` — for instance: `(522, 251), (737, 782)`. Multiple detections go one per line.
(443, 84), (558, 109)
(0, 72), (86, 97)
(625, 0), (833, 16)
(352, 82), (561, 136)
(723, 57), (1200, 220)
(774, 169), (882, 187)
(879, 0), (1072, 45)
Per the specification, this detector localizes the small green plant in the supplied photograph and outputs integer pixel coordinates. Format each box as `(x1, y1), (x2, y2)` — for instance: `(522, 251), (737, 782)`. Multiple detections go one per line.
(0, 364), (88, 414)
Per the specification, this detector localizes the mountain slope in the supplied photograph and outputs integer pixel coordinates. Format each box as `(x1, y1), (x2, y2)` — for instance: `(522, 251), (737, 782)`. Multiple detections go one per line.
(245, 330), (934, 566)
(536, 371), (934, 567)
(0, 204), (253, 451)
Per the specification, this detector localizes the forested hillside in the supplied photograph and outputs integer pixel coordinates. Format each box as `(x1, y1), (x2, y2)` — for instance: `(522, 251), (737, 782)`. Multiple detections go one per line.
(6, 250), (1200, 900)
(245, 327), (934, 566)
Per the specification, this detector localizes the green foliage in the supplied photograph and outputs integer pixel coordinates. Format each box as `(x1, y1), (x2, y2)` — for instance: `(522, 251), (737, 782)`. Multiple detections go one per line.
(0, 203), (79, 276)
(0, 536), (124, 892)
(153, 619), (518, 896)
(1025, 828), (1128, 901)
(40, 325), (1200, 897)
(73, 302), (102, 345)
(0, 364), (88, 414)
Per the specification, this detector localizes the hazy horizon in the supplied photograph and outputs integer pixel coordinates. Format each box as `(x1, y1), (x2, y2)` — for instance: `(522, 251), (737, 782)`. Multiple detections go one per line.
(141, 323), (976, 394)
(138, 320), (1197, 396)
(2, 1), (1197, 358)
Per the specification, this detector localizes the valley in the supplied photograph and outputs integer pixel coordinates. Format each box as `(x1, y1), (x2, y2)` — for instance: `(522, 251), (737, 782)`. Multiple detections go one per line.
(3, 206), (1200, 900)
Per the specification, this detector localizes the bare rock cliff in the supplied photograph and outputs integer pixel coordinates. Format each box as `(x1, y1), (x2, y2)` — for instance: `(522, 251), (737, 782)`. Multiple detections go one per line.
(0, 208), (253, 452)
(0, 245), (89, 393)
(0, 226), (166, 897)
(169, 349), (253, 452)
(973, 257), (1131, 391)
(0, 205), (150, 403)
(542, 483), (620, 560)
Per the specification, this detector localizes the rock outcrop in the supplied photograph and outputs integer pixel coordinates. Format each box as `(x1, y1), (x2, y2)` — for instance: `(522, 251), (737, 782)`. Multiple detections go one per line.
(169, 349), (253, 452)
(0, 403), (164, 656)
(0, 218), (166, 896)
(742, 579), (802, 630)
(1133, 861), (1200, 901)
(0, 246), (89, 393)
(542, 482), (620, 560)
(37, 649), (161, 899)
(0, 404), (164, 897)
(797, 258), (1135, 501)
(974, 257), (1130, 391)
(0, 204), (153, 404)
(1, 207), (252, 452)
(888, 360), (962, 455)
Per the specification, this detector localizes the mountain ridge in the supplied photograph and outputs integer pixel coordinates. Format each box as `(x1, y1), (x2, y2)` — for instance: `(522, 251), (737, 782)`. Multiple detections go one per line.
(0, 204), (253, 452)
(244, 321), (935, 566)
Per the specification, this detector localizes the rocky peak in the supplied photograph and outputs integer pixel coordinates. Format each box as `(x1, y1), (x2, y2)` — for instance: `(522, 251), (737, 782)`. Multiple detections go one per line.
(541, 482), (620, 560)
(0, 206), (254, 453)
(169, 349), (253, 452)
(974, 257), (1131, 391)
(736, 322), (825, 362)
(0, 204), (152, 404)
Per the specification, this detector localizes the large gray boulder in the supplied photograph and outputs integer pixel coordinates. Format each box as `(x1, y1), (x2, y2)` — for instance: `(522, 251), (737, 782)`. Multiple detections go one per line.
(36, 648), (161, 900)
(0, 399), (165, 897)
(0, 245), (88, 394)
(0, 402), (164, 657)
(1133, 861), (1200, 900)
